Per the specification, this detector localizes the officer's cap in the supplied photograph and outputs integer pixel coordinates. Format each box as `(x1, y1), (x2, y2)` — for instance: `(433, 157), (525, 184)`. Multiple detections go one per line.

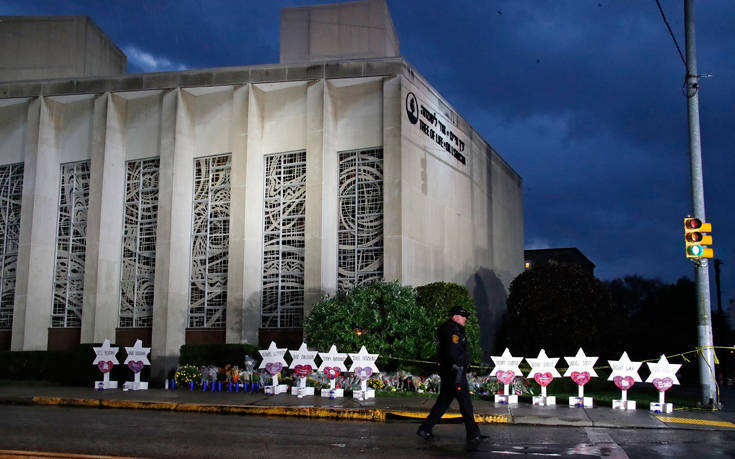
(448, 306), (469, 318)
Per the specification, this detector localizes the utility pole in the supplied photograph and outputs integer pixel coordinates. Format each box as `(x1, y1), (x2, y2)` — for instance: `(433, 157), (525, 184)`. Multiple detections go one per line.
(684, 0), (717, 408)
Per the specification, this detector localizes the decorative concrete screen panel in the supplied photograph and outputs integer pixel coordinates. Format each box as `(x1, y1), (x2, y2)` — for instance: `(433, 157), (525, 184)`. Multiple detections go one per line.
(119, 158), (159, 328)
(52, 160), (90, 328)
(262, 151), (306, 328)
(188, 154), (231, 329)
(337, 148), (383, 290)
(0, 162), (23, 329)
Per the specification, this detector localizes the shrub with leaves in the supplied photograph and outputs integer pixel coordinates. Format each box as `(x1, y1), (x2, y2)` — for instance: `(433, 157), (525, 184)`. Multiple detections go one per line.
(304, 281), (434, 370)
(416, 282), (482, 362)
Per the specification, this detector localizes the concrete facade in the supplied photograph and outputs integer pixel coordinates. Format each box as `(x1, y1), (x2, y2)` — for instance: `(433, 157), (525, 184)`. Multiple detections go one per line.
(280, 0), (399, 63)
(0, 16), (126, 82)
(0, 2), (522, 377)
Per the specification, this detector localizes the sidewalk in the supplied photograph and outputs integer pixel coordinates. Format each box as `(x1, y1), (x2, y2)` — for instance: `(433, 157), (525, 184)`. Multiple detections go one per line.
(2, 383), (735, 431)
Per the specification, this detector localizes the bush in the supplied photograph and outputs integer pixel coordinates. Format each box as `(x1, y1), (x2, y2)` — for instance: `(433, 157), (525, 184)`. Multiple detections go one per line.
(304, 281), (434, 370)
(416, 282), (482, 362)
(502, 263), (617, 359)
(0, 343), (137, 386)
(178, 343), (259, 368)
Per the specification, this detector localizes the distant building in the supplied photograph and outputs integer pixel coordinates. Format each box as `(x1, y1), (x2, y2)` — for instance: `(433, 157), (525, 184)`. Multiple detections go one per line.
(524, 248), (595, 276)
(0, 0), (523, 377)
(0, 16), (126, 81)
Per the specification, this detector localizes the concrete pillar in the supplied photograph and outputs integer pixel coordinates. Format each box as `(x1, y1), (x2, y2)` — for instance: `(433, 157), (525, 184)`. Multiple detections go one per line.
(304, 79), (327, 316)
(11, 97), (61, 350)
(241, 84), (265, 344)
(382, 76), (402, 283)
(11, 97), (39, 350)
(151, 89), (194, 377)
(82, 93), (125, 343)
(226, 85), (249, 344)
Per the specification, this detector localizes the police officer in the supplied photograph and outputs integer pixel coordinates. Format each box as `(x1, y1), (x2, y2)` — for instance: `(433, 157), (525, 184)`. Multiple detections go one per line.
(417, 306), (489, 445)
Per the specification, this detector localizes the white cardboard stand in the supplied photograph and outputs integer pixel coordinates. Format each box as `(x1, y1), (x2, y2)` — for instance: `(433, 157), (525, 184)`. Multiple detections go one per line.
(568, 385), (593, 407)
(95, 372), (118, 390)
(290, 377), (315, 397)
(123, 372), (148, 391)
(532, 385), (556, 406)
(93, 340), (119, 390)
(321, 379), (343, 398)
(494, 383), (518, 404)
(123, 340), (150, 391)
(264, 373), (288, 395)
(650, 391), (673, 413)
(352, 380), (375, 400)
(612, 389), (636, 410)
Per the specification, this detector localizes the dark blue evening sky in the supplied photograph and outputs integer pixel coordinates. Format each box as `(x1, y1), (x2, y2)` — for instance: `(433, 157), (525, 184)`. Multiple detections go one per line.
(2, 1), (733, 310)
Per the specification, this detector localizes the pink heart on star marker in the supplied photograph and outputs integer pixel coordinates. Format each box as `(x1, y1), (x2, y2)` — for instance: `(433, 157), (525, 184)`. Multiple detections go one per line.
(97, 360), (114, 373)
(533, 372), (554, 387)
(265, 362), (283, 376)
(496, 370), (515, 385)
(570, 371), (590, 386)
(354, 367), (373, 381)
(294, 364), (312, 378)
(613, 375), (635, 391)
(127, 360), (145, 373)
(323, 367), (341, 380)
(652, 377), (673, 392)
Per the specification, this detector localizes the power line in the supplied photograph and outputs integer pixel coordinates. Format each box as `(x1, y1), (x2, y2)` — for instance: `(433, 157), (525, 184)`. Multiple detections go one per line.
(654, 0), (687, 67)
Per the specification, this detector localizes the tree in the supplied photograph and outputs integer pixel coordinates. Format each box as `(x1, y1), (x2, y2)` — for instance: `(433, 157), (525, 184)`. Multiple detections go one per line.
(501, 263), (618, 359)
(416, 282), (482, 362)
(304, 281), (434, 369)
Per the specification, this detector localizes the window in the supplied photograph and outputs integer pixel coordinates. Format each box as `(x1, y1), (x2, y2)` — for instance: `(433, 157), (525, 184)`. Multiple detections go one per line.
(119, 158), (159, 328)
(262, 151), (306, 328)
(188, 154), (231, 328)
(52, 161), (90, 328)
(0, 163), (23, 329)
(337, 148), (383, 290)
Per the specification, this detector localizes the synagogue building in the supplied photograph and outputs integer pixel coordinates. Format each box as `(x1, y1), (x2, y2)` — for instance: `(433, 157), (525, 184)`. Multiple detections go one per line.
(0, 0), (523, 377)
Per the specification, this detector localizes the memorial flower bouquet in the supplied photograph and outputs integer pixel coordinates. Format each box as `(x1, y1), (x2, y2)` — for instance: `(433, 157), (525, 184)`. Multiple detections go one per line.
(174, 365), (202, 388)
(368, 377), (385, 391)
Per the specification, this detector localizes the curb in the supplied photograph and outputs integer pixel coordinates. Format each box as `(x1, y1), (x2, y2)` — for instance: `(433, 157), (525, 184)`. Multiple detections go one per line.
(28, 396), (510, 424)
(7, 396), (735, 430)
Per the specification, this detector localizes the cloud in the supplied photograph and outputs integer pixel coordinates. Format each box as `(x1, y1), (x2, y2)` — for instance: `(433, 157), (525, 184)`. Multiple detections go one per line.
(122, 45), (189, 73)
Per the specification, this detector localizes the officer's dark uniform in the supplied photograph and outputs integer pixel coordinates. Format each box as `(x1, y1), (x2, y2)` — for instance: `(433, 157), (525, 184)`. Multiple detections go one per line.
(417, 307), (484, 442)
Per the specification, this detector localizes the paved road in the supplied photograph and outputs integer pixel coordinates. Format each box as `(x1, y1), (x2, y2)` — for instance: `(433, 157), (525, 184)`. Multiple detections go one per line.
(2, 405), (735, 458)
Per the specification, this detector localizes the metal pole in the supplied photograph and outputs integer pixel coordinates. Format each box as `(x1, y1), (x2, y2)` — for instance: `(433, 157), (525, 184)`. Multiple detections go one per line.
(684, 0), (717, 408)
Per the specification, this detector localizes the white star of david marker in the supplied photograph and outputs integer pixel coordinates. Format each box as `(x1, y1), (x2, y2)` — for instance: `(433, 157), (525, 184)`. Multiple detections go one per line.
(348, 346), (380, 373)
(489, 348), (523, 377)
(258, 341), (287, 370)
(318, 344), (348, 372)
(645, 355), (681, 385)
(93, 339), (119, 365)
(607, 351), (643, 382)
(525, 349), (561, 378)
(562, 348), (598, 377)
(288, 342), (318, 369)
(123, 339), (150, 365)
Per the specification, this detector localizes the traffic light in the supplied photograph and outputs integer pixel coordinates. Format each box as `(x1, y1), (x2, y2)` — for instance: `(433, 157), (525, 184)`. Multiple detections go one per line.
(684, 217), (713, 259)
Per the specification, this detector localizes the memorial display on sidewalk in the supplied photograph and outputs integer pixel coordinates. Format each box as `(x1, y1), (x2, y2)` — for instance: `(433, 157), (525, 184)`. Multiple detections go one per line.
(348, 346), (380, 400)
(289, 342), (318, 397)
(646, 354), (681, 413)
(259, 341), (288, 395)
(563, 348), (598, 407)
(318, 344), (348, 398)
(123, 339), (150, 390)
(93, 339), (119, 390)
(525, 349), (561, 406)
(608, 352), (643, 410)
(490, 348), (523, 404)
